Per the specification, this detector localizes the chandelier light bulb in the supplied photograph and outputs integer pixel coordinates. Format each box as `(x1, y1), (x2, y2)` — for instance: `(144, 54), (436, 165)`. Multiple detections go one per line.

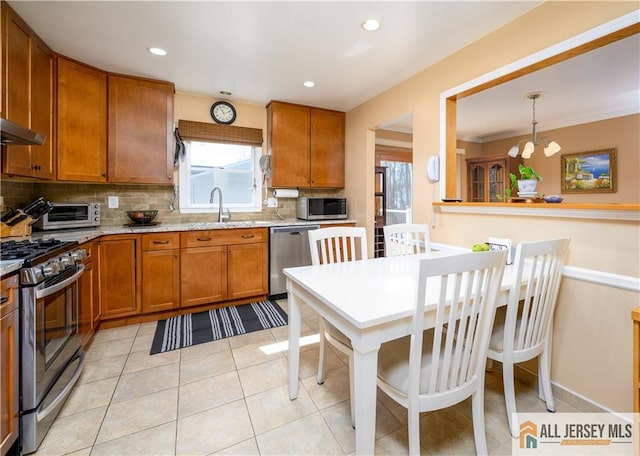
(521, 141), (535, 159)
(544, 141), (561, 157)
(508, 145), (520, 158)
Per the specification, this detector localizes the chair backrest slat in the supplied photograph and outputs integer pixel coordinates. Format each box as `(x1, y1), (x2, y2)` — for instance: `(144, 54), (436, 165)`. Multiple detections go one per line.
(413, 250), (506, 396)
(508, 239), (570, 353)
(383, 223), (430, 257)
(308, 227), (368, 266)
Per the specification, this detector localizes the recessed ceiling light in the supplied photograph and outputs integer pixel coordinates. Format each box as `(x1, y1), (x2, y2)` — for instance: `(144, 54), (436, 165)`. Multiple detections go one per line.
(148, 47), (167, 56)
(303, 81), (315, 88)
(361, 19), (381, 32)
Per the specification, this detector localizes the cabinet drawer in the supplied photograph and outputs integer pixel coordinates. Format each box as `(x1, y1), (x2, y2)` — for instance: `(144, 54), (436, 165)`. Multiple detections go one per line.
(142, 233), (180, 251)
(181, 228), (266, 248)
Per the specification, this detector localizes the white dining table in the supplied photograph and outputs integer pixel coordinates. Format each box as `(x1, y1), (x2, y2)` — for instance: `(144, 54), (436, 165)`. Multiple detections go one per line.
(284, 251), (519, 455)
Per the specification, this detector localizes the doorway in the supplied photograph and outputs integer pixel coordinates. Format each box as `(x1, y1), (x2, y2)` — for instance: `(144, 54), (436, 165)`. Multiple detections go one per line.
(374, 129), (413, 257)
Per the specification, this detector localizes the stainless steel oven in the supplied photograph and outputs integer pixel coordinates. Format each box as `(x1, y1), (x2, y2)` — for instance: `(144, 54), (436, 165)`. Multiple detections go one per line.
(1, 239), (87, 454)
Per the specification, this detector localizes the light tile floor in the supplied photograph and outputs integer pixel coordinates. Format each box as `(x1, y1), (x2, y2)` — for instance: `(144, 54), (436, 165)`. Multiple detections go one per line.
(33, 299), (579, 455)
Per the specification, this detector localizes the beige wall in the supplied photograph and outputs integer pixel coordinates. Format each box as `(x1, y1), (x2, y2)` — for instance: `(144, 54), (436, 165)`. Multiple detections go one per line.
(376, 129), (413, 144)
(344, 2), (639, 412)
(473, 114), (639, 203)
(174, 92), (267, 136)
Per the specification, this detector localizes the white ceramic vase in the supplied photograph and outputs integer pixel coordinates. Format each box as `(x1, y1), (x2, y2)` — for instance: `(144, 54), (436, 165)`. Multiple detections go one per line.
(517, 179), (538, 193)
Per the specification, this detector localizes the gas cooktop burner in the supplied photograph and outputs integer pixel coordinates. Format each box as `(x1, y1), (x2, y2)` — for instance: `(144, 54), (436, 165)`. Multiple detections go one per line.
(1, 238), (78, 264)
(1, 248), (37, 260)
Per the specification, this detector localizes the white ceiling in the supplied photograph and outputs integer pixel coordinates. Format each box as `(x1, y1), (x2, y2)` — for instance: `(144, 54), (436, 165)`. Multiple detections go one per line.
(8, 2), (639, 141)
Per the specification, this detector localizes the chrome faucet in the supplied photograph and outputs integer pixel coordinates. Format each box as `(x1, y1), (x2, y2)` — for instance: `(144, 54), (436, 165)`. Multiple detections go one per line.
(210, 187), (223, 222)
(209, 187), (229, 222)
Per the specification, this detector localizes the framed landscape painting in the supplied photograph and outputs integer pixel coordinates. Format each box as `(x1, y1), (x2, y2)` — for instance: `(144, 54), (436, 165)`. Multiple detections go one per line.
(561, 148), (617, 193)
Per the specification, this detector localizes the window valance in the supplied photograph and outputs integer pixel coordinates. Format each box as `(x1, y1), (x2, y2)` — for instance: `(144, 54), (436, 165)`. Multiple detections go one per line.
(178, 120), (263, 147)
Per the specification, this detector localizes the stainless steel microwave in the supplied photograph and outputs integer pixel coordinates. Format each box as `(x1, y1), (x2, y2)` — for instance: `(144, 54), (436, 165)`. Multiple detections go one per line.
(296, 197), (347, 220)
(35, 202), (100, 230)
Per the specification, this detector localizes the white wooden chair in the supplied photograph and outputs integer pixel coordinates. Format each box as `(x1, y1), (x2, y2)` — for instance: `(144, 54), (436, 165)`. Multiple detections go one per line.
(486, 238), (570, 437)
(377, 249), (507, 455)
(383, 223), (430, 257)
(308, 226), (368, 427)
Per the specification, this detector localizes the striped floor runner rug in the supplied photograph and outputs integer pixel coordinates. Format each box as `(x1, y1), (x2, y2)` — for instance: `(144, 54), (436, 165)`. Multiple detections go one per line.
(150, 300), (288, 355)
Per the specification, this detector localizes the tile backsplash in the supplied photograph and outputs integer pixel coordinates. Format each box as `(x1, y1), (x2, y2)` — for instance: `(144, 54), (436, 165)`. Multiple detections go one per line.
(1, 180), (34, 212)
(1, 181), (342, 226)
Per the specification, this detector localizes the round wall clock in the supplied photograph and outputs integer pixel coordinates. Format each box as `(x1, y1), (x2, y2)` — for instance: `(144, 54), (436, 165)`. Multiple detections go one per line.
(210, 101), (237, 125)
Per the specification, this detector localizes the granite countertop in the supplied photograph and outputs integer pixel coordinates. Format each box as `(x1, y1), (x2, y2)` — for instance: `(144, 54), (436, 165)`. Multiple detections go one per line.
(30, 219), (353, 243)
(0, 260), (22, 277)
(1, 219), (354, 276)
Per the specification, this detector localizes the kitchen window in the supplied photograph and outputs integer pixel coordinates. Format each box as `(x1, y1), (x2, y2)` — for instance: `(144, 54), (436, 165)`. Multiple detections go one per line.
(179, 140), (263, 213)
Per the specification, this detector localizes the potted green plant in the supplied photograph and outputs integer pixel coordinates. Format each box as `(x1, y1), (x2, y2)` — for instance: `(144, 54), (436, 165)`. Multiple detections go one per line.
(515, 164), (542, 193)
(502, 164), (542, 200)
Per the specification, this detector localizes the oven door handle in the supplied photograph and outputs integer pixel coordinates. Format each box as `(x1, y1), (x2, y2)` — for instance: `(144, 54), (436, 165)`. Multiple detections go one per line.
(36, 349), (84, 422)
(35, 264), (85, 300)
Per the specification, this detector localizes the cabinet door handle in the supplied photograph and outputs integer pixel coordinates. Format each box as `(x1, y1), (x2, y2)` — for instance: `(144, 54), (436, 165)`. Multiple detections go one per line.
(0, 296), (9, 305)
(152, 240), (170, 244)
(197, 237), (212, 242)
(241, 234), (255, 239)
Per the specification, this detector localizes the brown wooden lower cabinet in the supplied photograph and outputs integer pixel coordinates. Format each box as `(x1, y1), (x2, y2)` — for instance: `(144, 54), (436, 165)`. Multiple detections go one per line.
(180, 245), (226, 308)
(227, 242), (268, 300)
(142, 233), (180, 313)
(98, 234), (141, 319)
(1, 275), (19, 456)
(180, 228), (268, 308)
(96, 228), (268, 324)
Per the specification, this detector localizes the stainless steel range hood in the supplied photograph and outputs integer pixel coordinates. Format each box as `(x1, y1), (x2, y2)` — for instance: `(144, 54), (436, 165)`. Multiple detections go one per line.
(0, 118), (45, 146)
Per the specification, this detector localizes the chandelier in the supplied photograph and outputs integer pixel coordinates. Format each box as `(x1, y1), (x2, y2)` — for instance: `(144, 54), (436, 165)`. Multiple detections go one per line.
(508, 92), (561, 159)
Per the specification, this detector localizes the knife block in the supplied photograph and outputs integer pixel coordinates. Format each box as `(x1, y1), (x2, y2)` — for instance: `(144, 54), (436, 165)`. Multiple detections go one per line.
(0, 211), (35, 238)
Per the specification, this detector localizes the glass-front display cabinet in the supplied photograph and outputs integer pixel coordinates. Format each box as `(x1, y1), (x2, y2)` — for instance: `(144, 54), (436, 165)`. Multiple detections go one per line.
(466, 155), (522, 202)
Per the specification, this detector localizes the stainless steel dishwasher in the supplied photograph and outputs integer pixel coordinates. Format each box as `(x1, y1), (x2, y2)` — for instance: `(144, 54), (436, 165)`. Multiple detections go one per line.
(269, 224), (320, 299)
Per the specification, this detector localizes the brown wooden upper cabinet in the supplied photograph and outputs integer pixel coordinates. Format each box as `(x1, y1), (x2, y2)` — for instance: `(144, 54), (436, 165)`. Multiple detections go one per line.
(267, 101), (344, 188)
(466, 154), (522, 202)
(108, 74), (175, 184)
(56, 56), (108, 182)
(1, 3), (54, 179)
